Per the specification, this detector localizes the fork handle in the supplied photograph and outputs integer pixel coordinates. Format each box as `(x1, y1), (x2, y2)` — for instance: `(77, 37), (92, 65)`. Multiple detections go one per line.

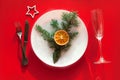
(19, 40), (28, 66)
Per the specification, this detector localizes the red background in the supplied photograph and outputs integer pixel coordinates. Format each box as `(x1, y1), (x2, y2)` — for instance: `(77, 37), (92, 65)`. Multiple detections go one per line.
(0, 0), (120, 80)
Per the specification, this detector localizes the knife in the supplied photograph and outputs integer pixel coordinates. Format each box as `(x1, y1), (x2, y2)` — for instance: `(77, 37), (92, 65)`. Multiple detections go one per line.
(22, 20), (29, 66)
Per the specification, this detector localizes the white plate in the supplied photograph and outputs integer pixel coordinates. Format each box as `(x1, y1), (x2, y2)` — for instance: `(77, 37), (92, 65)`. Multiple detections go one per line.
(31, 10), (88, 67)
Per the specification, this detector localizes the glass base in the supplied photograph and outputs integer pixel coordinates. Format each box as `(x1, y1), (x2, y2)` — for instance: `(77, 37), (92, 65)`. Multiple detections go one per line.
(94, 57), (111, 64)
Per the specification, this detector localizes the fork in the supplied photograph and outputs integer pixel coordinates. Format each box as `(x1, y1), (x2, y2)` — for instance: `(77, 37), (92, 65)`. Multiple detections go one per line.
(15, 23), (28, 66)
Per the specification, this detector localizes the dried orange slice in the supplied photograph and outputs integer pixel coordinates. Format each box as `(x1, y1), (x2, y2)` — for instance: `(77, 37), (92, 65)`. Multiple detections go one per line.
(54, 30), (69, 46)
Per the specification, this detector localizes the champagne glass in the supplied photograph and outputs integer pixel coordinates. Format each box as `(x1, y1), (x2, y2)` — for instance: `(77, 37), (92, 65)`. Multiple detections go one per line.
(91, 9), (110, 64)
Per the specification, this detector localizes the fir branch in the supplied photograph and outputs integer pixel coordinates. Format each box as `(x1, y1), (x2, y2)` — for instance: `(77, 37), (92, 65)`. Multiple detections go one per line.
(61, 12), (79, 32)
(61, 21), (70, 31)
(48, 40), (60, 49)
(36, 25), (53, 41)
(69, 32), (79, 39)
(53, 49), (61, 63)
(50, 19), (61, 31)
(62, 12), (79, 27)
(61, 43), (71, 51)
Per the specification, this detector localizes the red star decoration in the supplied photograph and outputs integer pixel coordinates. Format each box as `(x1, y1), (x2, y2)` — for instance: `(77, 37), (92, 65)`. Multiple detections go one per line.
(26, 5), (39, 18)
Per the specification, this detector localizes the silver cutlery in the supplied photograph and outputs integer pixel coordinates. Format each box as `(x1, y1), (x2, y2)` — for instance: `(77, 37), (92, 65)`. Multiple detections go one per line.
(16, 22), (28, 66)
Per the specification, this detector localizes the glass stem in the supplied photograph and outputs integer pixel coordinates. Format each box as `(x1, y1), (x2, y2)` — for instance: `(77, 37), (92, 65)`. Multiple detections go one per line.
(98, 39), (103, 58)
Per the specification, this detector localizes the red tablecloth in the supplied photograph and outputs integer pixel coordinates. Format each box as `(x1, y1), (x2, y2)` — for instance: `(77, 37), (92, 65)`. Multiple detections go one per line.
(0, 0), (120, 80)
